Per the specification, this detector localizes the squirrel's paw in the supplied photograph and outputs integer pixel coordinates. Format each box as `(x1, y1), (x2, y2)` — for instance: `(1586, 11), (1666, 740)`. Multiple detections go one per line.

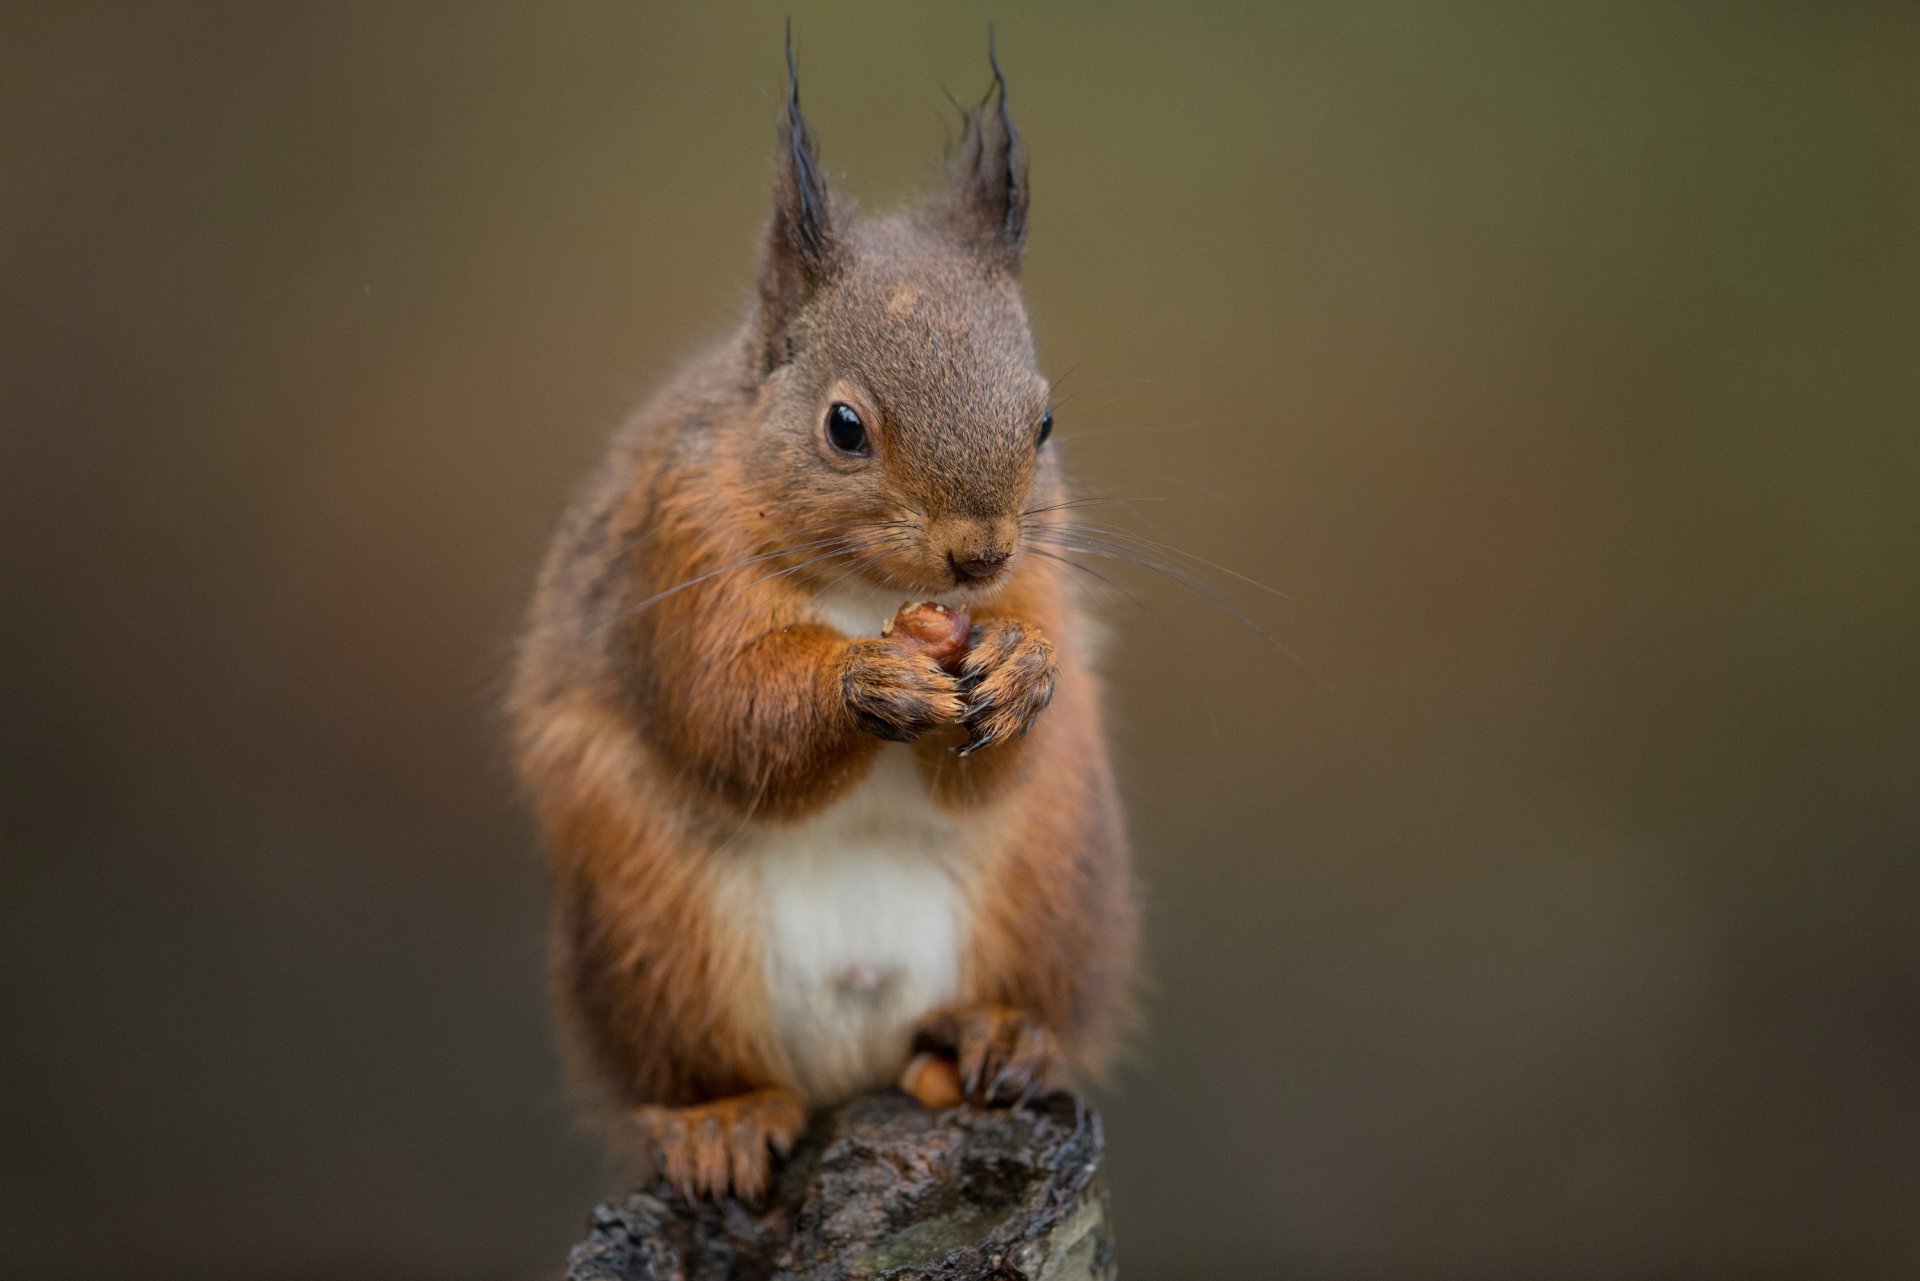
(842, 636), (965, 742)
(956, 619), (1056, 755)
(632, 1087), (806, 1204)
(912, 1004), (1063, 1107)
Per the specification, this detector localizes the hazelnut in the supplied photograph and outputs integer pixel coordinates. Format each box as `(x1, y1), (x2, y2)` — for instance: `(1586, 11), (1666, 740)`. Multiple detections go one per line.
(883, 601), (972, 675)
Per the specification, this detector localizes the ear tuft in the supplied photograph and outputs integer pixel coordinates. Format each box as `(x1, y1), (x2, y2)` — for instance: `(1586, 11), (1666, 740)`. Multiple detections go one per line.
(945, 27), (1030, 273)
(757, 24), (837, 371)
(777, 24), (832, 273)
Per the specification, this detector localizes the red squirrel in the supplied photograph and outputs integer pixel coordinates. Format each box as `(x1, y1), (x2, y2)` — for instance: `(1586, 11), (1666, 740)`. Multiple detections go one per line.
(508, 44), (1135, 1202)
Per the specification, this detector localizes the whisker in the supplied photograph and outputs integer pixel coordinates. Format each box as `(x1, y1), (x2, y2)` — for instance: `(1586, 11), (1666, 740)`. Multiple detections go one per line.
(1050, 521), (1293, 601)
(600, 534), (849, 632)
(1026, 529), (1313, 678)
(1053, 419), (1213, 447)
(1044, 355), (1094, 398)
(1026, 548), (1223, 742)
(1072, 454), (1233, 504)
(605, 513), (927, 634)
(1021, 495), (1164, 519)
(732, 543), (861, 597)
(805, 561), (871, 611)
(657, 540), (868, 644)
(689, 520), (927, 638)
(1047, 389), (1142, 418)
(1048, 377), (1170, 414)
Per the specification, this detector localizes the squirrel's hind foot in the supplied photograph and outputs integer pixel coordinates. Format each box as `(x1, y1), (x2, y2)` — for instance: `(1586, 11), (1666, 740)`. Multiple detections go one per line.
(633, 1087), (806, 1204)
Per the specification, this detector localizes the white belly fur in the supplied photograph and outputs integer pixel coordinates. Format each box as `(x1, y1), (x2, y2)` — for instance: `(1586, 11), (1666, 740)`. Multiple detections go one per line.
(719, 746), (968, 1103)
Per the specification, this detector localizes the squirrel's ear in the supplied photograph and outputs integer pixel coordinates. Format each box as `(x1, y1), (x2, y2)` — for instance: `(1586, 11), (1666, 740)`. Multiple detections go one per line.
(756, 29), (836, 372)
(944, 31), (1029, 275)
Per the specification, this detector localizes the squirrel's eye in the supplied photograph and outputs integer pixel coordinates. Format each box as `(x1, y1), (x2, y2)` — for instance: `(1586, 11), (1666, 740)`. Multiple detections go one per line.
(1037, 410), (1054, 447)
(824, 403), (869, 456)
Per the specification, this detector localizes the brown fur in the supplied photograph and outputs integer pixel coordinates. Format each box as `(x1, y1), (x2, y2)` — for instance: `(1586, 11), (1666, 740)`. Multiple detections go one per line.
(508, 43), (1135, 1199)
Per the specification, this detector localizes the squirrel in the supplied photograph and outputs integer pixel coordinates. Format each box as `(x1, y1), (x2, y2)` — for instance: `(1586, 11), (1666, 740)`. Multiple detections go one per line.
(508, 42), (1135, 1203)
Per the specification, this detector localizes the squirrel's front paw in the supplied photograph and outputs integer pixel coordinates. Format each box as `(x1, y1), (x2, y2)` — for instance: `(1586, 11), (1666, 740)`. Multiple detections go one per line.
(841, 636), (965, 742)
(957, 619), (1056, 755)
(912, 1004), (1063, 1106)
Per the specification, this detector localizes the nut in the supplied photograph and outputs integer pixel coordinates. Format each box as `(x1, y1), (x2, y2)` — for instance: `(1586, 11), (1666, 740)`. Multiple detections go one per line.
(899, 1051), (965, 1109)
(883, 601), (972, 675)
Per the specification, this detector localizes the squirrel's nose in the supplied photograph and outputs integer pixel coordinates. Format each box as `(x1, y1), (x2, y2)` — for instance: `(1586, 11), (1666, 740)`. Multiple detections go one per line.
(948, 547), (1010, 583)
(933, 514), (1019, 585)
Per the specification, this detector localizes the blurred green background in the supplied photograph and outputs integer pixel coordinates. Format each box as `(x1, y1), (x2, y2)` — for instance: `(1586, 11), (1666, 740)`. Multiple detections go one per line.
(4, 4), (1918, 1278)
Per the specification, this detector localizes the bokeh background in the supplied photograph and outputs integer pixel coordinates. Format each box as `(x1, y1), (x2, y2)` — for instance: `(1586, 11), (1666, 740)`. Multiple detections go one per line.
(5, 4), (1918, 1278)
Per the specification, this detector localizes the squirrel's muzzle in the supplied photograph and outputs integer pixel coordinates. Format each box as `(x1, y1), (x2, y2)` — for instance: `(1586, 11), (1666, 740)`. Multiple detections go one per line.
(933, 515), (1018, 586)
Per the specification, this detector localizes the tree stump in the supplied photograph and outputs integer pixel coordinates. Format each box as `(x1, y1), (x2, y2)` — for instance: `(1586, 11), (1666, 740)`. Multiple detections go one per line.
(566, 1091), (1114, 1281)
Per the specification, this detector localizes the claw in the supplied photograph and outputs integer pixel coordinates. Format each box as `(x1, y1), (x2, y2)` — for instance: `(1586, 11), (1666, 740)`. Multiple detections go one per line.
(989, 1061), (1023, 1103)
(915, 1004), (1060, 1109)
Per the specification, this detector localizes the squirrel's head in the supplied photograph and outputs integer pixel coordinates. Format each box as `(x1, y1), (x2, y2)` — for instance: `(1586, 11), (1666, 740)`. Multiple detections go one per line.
(739, 38), (1057, 598)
